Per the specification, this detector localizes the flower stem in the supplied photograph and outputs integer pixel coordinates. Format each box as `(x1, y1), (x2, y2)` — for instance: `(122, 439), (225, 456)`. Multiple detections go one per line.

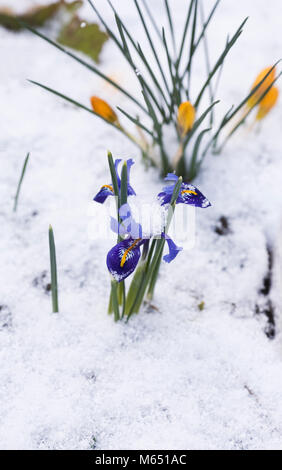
(146, 177), (183, 300)
(146, 247), (162, 300)
(111, 280), (120, 322)
(124, 240), (152, 317)
(108, 151), (122, 318)
(108, 290), (113, 314)
(126, 177), (182, 320)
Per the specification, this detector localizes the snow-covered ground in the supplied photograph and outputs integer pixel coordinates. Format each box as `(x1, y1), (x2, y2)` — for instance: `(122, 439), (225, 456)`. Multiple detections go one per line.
(0, 0), (282, 450)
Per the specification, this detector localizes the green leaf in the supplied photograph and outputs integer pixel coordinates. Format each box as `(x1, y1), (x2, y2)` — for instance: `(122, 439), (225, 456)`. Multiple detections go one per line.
(188, 127), (211, 180)
(177, 0), (195, 67)
(124, 259), (148, 316)
(133, 0), (170, 94)
(125, 241), (156, 319)
(25, 25), (147, 114)
(49, 225), (59, 313)
(183, 100), (219, 151)
(116, 106), (154, 137)
(140, 0), (162, 41)
(108, 2), (170, 109)
(57, 15), (108, 63)
(0, 0), (82, 31)
(187, 0), (198, 94)
(89, 0), (165, 117)
(164, 0), (176, 53)
(13, 152), (30, 212)
(194, 17), (248, 108)
(217, 71), (282, 153)
(107, 151), (119, 198)
(120, 161), (128, 207)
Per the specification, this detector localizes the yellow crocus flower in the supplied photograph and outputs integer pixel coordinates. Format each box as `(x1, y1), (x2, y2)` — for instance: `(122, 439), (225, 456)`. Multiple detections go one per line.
(177, 101), (196, 138)
(247, 66), (276, 109)
(90, 96), (119, 124)
(256, 86), (279, 120)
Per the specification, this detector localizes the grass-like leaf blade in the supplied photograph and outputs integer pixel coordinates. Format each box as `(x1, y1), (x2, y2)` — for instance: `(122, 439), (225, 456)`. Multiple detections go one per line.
(13, 152), (30, 212)
(49, 225), (59, 313)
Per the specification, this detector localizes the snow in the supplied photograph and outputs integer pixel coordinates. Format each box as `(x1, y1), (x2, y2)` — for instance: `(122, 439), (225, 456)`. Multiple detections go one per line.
(0, 0), (282, 450)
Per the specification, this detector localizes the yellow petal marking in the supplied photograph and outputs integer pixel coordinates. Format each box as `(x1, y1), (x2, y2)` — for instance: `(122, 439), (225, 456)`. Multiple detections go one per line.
(120, 238), (141, 268)
(181, 189), (197, 196)
(101, 184), (114, 192)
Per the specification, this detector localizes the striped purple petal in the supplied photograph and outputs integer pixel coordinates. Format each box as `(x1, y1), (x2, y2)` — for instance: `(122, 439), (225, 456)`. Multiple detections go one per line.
(177, 182), (211, 208)
(93, 159), (136, 204)
(158, 176), (211, 208)
(107, 238), (142, 282)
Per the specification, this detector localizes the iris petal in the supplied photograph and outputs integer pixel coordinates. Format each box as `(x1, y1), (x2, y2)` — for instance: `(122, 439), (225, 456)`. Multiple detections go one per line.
(93, 159), (136, 205)
(119, 203), (132, 220)
(93, 185), (114, 204)
(115, 204), (143, 238)
(110, 217), (128, 236)
(127, 184), (136, 196)
(126, 159), (136, 195)
(107, 238), (142, 282)
(164, 173), (179, 182)
(129, 220), (143, 239)
(127, 159), (135, 180)
(178, 183), (211, 208)
(161, 233), (183, 263)
(158, 175), (211, 208)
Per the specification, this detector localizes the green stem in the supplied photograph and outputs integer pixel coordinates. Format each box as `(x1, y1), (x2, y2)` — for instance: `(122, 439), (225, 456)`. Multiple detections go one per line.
(121, 282), (126, 318)
(146, 247), (162, 300)
(111, 280), (120, 321)
(146, 177), (183, 299)
(107, 152), (122, 319)
(126, 240), (156, 321)
(126, 177), (183, 320)
(108, 290), (113, 314)
(124, 240), (152, 317)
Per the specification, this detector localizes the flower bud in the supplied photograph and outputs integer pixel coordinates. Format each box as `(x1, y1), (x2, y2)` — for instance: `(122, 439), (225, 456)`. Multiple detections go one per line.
(247, 66), (276, 109)
(256, 86), (279, 120)
(90, 96), (119, 124)
(177, 101), (196, 137)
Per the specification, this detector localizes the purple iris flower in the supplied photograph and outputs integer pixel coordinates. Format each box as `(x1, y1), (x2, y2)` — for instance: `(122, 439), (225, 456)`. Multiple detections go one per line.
(107, 237), (144, 282)
(93, 159), (136, 204)
(107, 204), (183, 282)
(158, 173), (211, 208)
